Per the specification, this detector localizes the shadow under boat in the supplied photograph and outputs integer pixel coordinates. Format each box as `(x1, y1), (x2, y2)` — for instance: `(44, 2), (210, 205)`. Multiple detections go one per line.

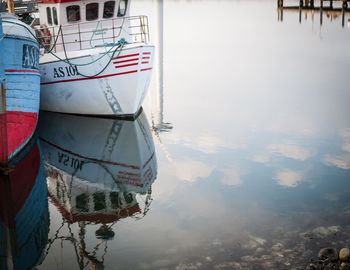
(38, 110), (157, 224)
(0, 134), (49, 270)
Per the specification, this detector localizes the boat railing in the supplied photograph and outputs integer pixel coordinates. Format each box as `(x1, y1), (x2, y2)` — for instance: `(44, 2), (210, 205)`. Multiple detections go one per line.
(35, 15), (150, 53)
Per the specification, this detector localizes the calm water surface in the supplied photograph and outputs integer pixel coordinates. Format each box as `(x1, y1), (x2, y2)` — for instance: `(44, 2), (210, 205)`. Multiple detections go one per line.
(5, 0), (350, 269)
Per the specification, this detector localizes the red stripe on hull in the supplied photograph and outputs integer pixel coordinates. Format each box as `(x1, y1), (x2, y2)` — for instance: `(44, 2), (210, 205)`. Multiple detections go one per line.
(0, 111), (38, 160)
(41, 70), (138, 85)
(113, 58), (139, 64)
(140, 68), (152, 72)
(114, 63), (138, 69)
(112, 53), (140, 60)
(0, 143), (40, 222)
(5, 69), (40, 74)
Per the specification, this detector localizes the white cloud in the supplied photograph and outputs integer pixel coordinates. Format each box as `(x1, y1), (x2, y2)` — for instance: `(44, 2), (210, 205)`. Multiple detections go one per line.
(220, 167), (243, 186)
(267, 142), (312, 161)
(321, 129), (350, 170)
(251, 154), (270, 164)
(275, 169), (303, 187)
(173, 160), (212, 182)
(322, 154), (350, 170)
(340, 129), (350, 153)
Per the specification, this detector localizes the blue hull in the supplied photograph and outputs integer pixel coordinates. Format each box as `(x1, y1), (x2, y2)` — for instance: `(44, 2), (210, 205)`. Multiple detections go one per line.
(0, 13), (40, 163)
(0, 138), (49, 270)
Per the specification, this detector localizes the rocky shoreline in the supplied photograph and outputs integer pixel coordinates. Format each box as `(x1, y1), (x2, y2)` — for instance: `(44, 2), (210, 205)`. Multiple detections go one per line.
(173, 225), (350, 270)
(307, 247), (350, 270)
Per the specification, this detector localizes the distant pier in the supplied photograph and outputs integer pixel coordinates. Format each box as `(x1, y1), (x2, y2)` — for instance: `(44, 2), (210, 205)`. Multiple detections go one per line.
(277, 0), (350, 27)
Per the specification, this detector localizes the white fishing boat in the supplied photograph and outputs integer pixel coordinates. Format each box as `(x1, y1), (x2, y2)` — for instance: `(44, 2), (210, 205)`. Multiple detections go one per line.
(35, 0), (154, 117)
(38, 110), (157, 223)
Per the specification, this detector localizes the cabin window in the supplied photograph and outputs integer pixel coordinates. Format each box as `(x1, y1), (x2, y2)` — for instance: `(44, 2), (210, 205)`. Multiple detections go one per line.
(46, 7), (52, 25)
(52, 7), (58, 25)
(86, 3), (99, 21)
(103, 1), (115, 18)
(93, 192), (106, 211)
(110, 192), (120, 209)
(76, 193), (89, 212)
(66, 5), (80, 22)
(117, 0), (128, 17)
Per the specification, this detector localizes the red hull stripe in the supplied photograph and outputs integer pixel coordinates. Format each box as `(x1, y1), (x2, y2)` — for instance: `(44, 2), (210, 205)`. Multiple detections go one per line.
(142, 57), (150, 60)
(113, 53), (139, 60)
(113, 58), (139, 64)
(114, 63), (138, 69)
(41, 70), (138, 85)
(39, 137), (155, 170)
(0, 111), (38, 158)
(0, 143), (40, 221)
(141, 62), (149, 64)
(5, 69), (40, 74)
(141, 68), (152, 72)
(142, 52), (151, 55)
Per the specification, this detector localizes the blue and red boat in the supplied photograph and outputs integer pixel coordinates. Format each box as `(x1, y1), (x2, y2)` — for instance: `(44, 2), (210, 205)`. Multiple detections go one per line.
(0, 137), (49, 270)
(0, 12), (40, 164)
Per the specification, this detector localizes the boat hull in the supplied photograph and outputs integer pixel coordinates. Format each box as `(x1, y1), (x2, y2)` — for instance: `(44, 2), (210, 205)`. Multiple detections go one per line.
(0, 139), (49, 270)
(0, 14), (40, 162)
(38, 110), (157, 223)
(39, 44), (154, 117)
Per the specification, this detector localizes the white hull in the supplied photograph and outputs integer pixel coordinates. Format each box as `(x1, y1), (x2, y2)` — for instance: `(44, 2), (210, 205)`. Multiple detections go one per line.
(39, 43), (154, 117)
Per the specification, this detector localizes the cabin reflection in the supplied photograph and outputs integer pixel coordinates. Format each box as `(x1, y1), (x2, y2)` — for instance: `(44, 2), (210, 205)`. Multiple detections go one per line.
(0, 137), (49, 270)
(38, 111), (157, 269)
(277, 0), (350, 27)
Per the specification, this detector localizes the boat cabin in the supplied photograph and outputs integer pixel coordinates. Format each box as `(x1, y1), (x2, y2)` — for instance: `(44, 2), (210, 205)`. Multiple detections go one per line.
(36, 0), (130, 27)
(35, 0), (149, 51)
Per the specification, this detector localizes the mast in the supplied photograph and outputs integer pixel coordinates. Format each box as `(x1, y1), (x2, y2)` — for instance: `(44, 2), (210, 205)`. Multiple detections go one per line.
(156, 0), (164, 127)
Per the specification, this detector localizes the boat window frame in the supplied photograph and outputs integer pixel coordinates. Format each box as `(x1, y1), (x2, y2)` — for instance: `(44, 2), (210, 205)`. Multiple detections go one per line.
(86, 2), (99, 21)
(66, 5), (81, 23)
(117, 0), (128, 17)
(46, 7), (52, 25)
(103, 1), (115, 19)
(52, 7), (58, 25)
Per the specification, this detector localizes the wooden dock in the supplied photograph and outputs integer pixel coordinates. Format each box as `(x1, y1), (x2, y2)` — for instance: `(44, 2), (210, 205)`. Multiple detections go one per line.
(277, 0), (350, 27)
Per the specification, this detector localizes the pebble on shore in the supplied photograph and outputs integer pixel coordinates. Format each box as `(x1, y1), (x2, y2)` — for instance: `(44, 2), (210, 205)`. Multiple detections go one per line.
(339, 248), (350, 261)
(308, 247), (350, 270)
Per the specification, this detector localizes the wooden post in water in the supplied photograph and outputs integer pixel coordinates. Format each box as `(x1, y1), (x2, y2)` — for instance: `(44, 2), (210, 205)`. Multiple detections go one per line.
(320, 0), (324, 25)
(281, 7), (284, 21)
(7, 0), (14, 13)
(277, 0), (283, 21)
(299, 0), (303, 23)
(342, 0), (346, 27)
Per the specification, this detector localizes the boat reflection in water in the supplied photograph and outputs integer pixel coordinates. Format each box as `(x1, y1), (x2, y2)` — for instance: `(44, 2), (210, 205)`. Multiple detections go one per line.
(0, 136), (49, 270)
(38, 111), (157, 268)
